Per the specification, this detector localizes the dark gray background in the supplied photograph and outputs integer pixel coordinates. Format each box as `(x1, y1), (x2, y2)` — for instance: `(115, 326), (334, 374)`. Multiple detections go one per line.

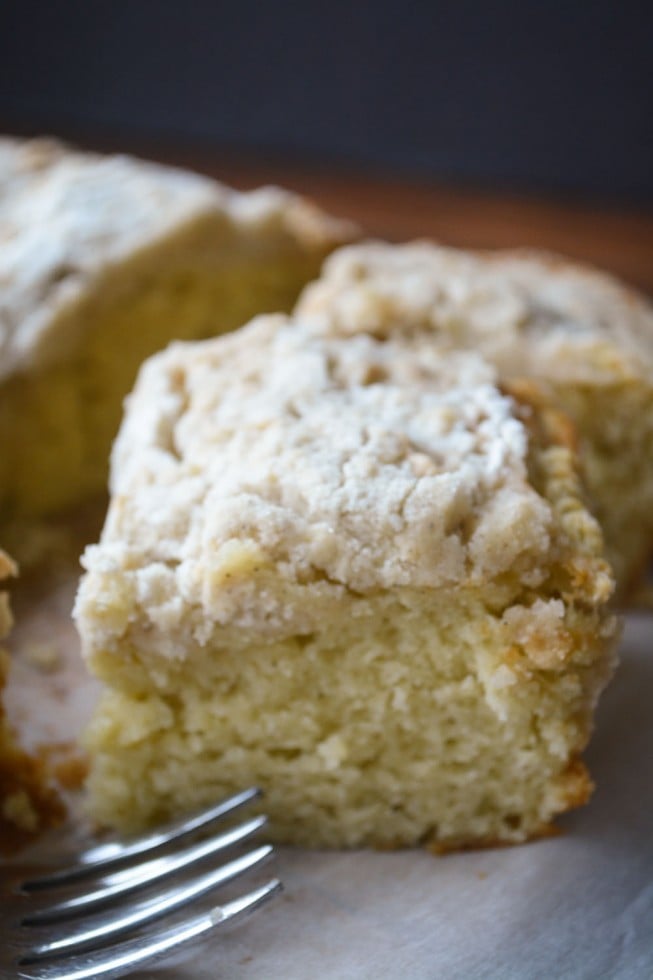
(0, 0), (651, 203)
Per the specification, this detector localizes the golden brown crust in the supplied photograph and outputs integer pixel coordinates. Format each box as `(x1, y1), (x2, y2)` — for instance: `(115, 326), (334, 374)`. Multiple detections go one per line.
(426, 823), (562, 856)
(425, 759), (592, 855)
(0, 550), (66, 850)
(556, 756), (595, 810)
(0, 653), (68, 851)
(501, 377), (580, 455)
(0, 548), (17, 638)
(503, 378), (614, 611)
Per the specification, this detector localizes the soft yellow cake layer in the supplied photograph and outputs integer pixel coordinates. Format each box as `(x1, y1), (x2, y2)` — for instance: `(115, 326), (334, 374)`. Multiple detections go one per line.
(85, 587), (613, 847)
(0, 253), (326, 517)
(76, 318), (617, 848)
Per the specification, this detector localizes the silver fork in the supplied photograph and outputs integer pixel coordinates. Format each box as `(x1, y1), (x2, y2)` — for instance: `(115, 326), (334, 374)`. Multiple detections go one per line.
(1, 787), (282, 980)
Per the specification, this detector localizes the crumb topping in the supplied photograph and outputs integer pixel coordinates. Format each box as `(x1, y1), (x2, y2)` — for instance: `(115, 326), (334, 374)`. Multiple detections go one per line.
(79, 316), (555, 639)
(297, 241), (653, 382)
(0, 138), (353, 380)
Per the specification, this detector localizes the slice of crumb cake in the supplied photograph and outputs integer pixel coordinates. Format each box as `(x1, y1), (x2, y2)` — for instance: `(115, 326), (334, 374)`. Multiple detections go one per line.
(0, 137), (354, 523)
(297, 241), (653, 596)
(75, 316), (618, 849)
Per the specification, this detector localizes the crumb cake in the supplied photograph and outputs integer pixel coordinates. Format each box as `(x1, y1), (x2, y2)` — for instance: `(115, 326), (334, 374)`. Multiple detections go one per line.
(75, 316), (618, 848)
(0, 550), (65, 841)
(0, 137), (355, 521)
(297, 241), (653, 594)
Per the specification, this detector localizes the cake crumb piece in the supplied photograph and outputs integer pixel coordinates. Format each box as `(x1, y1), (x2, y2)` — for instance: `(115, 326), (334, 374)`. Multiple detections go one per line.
(43, 743), (89, 791)
(2, 788), (39, 832)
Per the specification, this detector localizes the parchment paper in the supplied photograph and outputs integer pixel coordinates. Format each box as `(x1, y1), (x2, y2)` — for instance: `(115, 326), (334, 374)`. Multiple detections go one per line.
(3, 565), (652, 980)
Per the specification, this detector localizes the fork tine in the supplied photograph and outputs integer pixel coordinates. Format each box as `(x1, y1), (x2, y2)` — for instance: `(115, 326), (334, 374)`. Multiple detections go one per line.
(21, 788), (262, 891)
(22, 815), (268, 925)
(16, 878), (283, 980)
(24, 844), (274, 960)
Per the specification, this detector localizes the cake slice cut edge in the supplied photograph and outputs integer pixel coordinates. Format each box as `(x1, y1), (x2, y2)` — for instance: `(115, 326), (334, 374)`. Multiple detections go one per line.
(75, 316), (619, 849)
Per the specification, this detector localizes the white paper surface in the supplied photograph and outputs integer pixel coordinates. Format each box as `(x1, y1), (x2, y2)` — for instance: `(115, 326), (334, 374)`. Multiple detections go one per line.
(3, 586), (652, 979)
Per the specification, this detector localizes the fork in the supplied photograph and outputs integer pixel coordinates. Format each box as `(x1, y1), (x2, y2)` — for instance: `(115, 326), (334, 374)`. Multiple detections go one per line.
(2, 787), (282, 980)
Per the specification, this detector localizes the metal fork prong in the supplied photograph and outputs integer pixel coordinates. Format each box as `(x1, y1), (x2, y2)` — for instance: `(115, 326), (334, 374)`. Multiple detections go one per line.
(22, 814), (268, 925)
(24, 844), (274, 960)
(21, 788), (262, 892)
(16, 878), (283, 980)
